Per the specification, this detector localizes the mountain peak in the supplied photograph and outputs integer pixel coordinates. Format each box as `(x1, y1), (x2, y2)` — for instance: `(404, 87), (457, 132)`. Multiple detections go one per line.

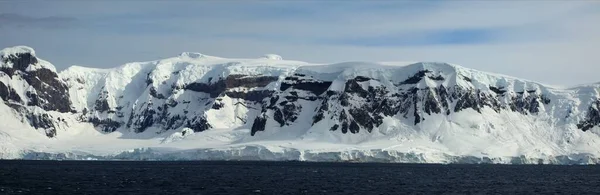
(261, 54), (283, 60)
(178, 52), (204, 59)
(0, 45), (36, 58)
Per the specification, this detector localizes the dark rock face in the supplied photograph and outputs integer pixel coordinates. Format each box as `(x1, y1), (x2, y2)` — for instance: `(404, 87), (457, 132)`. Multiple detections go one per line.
(251, 115), (267, 136)
(0, 53), (72, 113)
(0, 52), (74, 137)
(89, 118), (121, 133)
(225, 90), (274, 102)
(489, 86), (507, 95)
(249, 74), (333, 135)
(212, 101), (224, 110)
(86, 74), (276, 134)
(94, 99), (110, 112)
(149, 87), (166, 99)
(509, 93), (550, 115)
(280, 75), (332, 95)
(186, 116), (211, 132)
(399, 70), (431, 85)
(1, 53), (38, 74)
(0, 81), (8, 101)
(27, 113), (57, 137)
(25, 68), (71, 112)
(578, 99), (600, 131)
(130, 106), (157, 133)
(266, 74), (554, 136)
(185, 75), (278, 98)
(0, 81), (22, 103)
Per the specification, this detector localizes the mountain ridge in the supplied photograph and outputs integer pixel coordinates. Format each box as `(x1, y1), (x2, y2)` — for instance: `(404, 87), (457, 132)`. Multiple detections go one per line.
(0, 45), (599, 163)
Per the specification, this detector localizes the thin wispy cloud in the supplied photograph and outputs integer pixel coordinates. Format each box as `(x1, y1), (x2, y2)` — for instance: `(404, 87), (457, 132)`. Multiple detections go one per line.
(0, 13), (78, 29)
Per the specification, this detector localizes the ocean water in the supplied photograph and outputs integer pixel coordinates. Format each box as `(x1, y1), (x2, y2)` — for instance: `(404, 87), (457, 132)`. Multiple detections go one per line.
(0, 160), (599, 194)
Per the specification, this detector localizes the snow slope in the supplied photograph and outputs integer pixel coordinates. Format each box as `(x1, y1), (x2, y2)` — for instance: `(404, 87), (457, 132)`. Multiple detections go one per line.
(1, 45), (600, 164)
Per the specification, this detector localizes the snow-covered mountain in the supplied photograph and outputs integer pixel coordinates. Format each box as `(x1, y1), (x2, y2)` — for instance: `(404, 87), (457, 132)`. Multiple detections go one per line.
(1, 45), (599, 164)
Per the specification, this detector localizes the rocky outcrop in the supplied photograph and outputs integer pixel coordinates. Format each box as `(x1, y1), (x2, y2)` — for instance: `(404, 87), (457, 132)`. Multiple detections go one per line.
(185, 74), (278, 98)
(578, 99), (600, 131)
(280, 74), (332, 95)
(1, 52), (71, 112)
(253, 72), (555, 135)
(0, 48), (73, 137)
(0, 81), (22, 104)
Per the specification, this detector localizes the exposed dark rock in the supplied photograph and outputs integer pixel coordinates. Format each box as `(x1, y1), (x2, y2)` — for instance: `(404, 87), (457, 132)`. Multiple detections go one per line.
(185, 82), (222, 97)
(185, 75), (278, 97)
(428, 75), (445, 81)
(489, 86), (506, 94)
(462, 76), (472, 82)
(268, 96), (279, 108)
(280, 76), (332, 95)
(23, 68), (71, 112)
(273, 109), (284, 127)
(186, 116), (211, 132)
(577, 99), (600, 131)
(509, 93), (550, 114)
(27, 113), (56, 137)
(454, 90), (484, 113)
(225, 90), (274, 102)
(344, 80), (368, 98)
(166, 99), (178, 107)
(165, 115), (184, 130)
(341, 121), (349, 134)
(349, 108), (375, 132)
(1, 52), (72, 113)
(89, 117), (121, 133)
(453, 88), (501, 113)
(312, 100), (328, 125)
(284, 96), (298, 102)
(251, 115), (267, 136)
(0, 81), (8, 101)
(145, 72), (153, 86)
(0, 81), (22, 103)
(339, 94), (350, 107)
(1, 52), (38, 74)
(330, 124), (339, 131)
(94, 99), (110, 112)
(278, 100), (288, 106)
(149, 87), (166, 99)
(349, 121), (360, 134)
(354, 76), (371, 82)
(282, 104), (300, 123)
(133, 108), (157, 133)
(211, 101), (224, 109)
(399, 70), (431, 85)
(225, 75), (278, 88)
(413, 102), (421, 125)
(423, 89), (442, 115)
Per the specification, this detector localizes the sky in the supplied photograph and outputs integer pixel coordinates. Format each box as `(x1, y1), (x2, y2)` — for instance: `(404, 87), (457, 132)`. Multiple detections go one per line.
(0, 1), (599, 86)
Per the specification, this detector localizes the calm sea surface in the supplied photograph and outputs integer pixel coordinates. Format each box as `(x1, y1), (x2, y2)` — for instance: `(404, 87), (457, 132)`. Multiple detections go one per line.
(0, 160), (599, 194)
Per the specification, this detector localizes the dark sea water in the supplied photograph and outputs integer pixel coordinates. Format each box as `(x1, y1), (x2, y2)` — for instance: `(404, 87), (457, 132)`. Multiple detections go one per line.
(0, 161), (599, 195)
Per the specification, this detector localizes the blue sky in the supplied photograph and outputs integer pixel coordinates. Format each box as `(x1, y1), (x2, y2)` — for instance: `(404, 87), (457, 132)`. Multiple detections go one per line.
(0, 1), (599, 86)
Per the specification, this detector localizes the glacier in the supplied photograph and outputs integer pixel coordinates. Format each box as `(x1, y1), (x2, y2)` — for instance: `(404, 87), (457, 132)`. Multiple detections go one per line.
(1, 45), (599, 164)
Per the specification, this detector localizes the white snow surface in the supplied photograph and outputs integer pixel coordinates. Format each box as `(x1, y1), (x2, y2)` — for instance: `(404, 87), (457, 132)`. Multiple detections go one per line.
(1, 48), (600, 164)
(0, 45), (36, 58)
(0, 45), (57, 72)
